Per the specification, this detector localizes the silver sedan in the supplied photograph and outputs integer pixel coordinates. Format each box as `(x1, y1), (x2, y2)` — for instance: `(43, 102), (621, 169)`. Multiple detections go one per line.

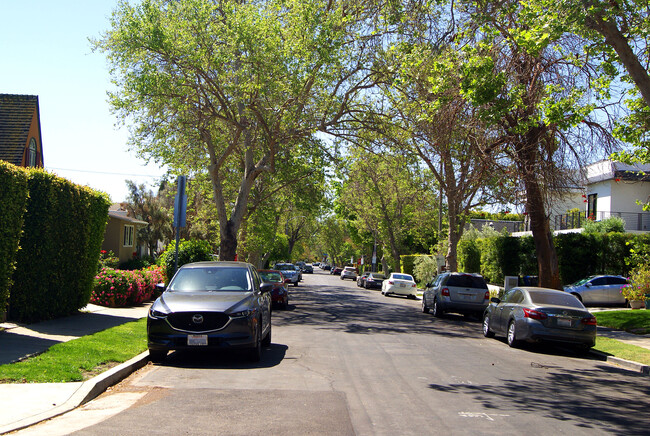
(482, 287), (597, 350)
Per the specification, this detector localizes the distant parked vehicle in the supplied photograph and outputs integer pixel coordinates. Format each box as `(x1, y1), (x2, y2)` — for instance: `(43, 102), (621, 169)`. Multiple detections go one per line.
(357, 272), (370, 287)
(382, 273), (417, 299)
(330, 266), (343, 275)
(322, 264), (331, 271)
(422, 272), (489, 318)
(483, 287), (597, 350)
(341, 266), (358, 280)
(274, 263), (300, 286)
(302, 264), (314, 274)
(563, 275), (629, 306)
(362, 272), (385, 289)
(259, 269), (289, 309)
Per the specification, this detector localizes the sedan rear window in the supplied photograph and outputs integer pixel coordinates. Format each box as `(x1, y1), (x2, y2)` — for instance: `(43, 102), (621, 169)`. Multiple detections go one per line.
(393, 274), (413, 281)
(370, 273), (385, 279)
(530, 291), (584, 308)
(170, 267), (251, 292)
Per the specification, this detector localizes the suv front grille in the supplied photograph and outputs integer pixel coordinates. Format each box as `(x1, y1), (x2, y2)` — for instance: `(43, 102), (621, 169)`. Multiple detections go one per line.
(167, 312), (230, 332)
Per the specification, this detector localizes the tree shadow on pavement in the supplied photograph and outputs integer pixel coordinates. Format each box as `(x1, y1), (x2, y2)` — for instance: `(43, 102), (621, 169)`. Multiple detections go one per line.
(428, 364), (650, 434)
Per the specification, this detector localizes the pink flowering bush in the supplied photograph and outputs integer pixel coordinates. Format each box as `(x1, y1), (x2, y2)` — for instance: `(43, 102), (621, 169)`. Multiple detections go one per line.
(91, 265), (164, 307)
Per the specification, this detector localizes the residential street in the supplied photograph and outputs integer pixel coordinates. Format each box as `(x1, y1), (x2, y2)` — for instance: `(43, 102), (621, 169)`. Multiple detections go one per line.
(17, 268), (650, 435)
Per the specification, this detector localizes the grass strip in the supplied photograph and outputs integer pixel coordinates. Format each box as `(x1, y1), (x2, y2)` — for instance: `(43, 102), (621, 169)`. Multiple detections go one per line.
(0, 318), (147, 383)
(593, 336), (650, 366)
(594, 310), (650, 334)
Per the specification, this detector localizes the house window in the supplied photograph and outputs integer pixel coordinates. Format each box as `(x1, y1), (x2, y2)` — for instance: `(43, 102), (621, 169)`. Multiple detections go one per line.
(587, 194), (597, 220)
(27, 138), (37, 167)
(123, 225), (134, 247)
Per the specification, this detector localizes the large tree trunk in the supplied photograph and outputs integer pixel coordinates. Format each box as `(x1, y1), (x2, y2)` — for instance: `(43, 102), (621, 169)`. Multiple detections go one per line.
(518, 142), (562, 290)
(445, 191), (464, 272)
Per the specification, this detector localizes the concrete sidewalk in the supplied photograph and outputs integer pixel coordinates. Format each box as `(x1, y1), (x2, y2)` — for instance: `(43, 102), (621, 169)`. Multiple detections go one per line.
(0, 304), (151, 434)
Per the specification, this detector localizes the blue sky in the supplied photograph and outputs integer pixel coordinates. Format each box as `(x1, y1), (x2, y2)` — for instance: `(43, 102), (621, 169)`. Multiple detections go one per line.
(0, 1), (166, 203)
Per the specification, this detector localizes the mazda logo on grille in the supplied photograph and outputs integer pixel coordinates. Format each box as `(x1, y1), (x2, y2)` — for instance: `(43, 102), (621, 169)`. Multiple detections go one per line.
(192, 314), (204, 324)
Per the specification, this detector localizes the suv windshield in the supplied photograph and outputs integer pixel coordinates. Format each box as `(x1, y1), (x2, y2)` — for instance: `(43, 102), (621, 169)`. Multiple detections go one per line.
(447, 274), (488, 289)
(169, 267), (251, 292)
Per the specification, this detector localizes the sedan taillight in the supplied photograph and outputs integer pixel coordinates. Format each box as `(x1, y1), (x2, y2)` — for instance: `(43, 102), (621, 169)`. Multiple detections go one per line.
(523, 308), (548, 320)
(441, 288), (450, 296)
(581, 316), (597, 326)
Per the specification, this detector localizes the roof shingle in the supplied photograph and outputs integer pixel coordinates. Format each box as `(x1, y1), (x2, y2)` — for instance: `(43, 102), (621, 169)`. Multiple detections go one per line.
(0, 94), (39, 166)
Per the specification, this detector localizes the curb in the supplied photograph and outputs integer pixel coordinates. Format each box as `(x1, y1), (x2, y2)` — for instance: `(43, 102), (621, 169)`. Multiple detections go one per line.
(0, 351), (150, 435)
(590, 350), (650, 375)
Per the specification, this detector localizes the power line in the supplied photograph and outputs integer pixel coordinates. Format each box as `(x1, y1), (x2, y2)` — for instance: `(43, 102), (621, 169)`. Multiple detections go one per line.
(47, 166), (164, 178)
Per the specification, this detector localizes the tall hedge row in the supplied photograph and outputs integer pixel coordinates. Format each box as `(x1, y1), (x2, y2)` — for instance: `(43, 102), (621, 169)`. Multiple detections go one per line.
(0, 162), (29, 314)
(8, 170), (110, 322)
(457, 232), (650, 286)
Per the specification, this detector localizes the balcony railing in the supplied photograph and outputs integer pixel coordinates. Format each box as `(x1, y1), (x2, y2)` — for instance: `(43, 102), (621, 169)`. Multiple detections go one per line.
(552, 211), (650, 232)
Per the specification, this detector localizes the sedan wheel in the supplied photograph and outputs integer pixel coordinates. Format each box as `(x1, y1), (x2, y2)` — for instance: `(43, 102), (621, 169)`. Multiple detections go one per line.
(483, 315), (495, 338)
(507, 320), (519, 348)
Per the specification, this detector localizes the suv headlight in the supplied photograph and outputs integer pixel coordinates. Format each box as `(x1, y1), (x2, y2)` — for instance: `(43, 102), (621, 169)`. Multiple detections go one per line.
(230, 309), (255, 318)
(149, 306), (169, 319)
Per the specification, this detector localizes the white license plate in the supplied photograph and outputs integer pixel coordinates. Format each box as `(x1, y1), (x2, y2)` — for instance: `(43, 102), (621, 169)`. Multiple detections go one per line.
(188, 334), (208, 346)
(459, 293), (472, 300)
(557, 318), (572, 327)
(400, 283), (406, 288)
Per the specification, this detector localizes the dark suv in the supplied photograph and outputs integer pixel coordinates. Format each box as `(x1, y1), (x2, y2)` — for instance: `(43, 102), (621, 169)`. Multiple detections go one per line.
(147, 261), (272, 362)
(422, 272), (490, 318)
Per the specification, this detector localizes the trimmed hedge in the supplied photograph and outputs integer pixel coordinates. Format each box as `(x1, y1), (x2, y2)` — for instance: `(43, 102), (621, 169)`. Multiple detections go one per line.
(9, 170), (110, 322)
(457, 232), (650, 286)
(0, 162), (29, 314)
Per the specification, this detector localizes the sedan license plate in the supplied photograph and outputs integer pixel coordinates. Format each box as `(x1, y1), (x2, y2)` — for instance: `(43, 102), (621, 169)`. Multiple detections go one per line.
(557, 318), (572, 328)
(400, 283), (406, 288)
(188, 334), (208, 346)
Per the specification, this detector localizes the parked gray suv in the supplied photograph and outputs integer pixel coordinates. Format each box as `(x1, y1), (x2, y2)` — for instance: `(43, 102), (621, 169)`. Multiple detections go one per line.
(422, 272), (490, 318)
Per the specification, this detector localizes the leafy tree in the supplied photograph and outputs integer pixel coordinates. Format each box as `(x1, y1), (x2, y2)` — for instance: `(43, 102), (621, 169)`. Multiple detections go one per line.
(95, 0), (380, 260)
(121, 180), (171, 257)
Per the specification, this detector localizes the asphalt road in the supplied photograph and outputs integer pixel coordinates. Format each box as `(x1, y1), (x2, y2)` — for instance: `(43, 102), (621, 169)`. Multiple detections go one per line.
(17, 269), (650, 435)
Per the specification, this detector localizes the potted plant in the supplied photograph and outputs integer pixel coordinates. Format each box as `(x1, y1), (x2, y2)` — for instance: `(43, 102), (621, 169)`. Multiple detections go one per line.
(622, 265), (650, 309)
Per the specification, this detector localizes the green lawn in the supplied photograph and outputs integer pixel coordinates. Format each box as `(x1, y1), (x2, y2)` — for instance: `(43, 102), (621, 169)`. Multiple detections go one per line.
(594, 310), (650, 335)
(593, 336), (650, 366)
(0, 318), (147, 383)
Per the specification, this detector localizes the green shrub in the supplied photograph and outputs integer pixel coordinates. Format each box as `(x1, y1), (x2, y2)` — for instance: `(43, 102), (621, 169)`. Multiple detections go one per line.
(583, 216), (626, 234)
(98, 250), (120, 271)
(158, 239), (213, 281)
(478, 236), (501, 284)
(9, 170), (110, 322)
(457, 238), (481, 273)
(0, 162), (28, 314)
(119, 256), (153, 271)
(412, 255), (438, 285)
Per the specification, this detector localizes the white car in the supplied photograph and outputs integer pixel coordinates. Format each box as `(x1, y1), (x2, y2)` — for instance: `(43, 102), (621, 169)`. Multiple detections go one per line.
(340, 266), (358, 280)
(382, 273), (417, 299)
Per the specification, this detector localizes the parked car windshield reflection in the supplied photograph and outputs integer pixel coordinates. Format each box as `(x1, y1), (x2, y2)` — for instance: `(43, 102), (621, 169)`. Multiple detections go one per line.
(169, 267), (252, 292)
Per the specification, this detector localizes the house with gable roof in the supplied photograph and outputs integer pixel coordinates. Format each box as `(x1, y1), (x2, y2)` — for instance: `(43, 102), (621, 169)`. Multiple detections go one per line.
(0, 94), (44, 168)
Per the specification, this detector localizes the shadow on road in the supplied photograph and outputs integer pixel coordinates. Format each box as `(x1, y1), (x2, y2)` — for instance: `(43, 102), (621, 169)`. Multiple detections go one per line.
(428, 364), (650, 434)
(154, 343), (288, 370)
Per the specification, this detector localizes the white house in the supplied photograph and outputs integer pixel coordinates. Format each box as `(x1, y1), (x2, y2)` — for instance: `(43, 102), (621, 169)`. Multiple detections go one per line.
(513, 159), (650, 234)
